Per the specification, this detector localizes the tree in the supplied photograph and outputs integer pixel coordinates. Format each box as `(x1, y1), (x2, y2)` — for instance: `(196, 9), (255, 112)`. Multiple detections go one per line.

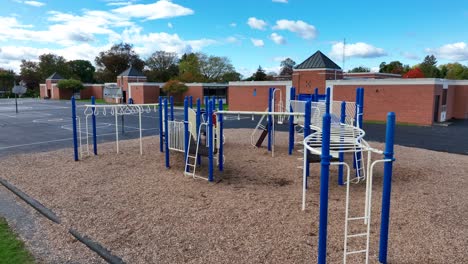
(252, 66), (267, 81)
(38, 53), (70, 81)
(379, 61), (409, 74)
(419, 55), (440, 78)
(67, 60), (95, 83)
(403, 67), (425, 78)
(95, 43), (145, 83)
(198, 53), (236, 82)
(19, 60), (41, 90)
(220, 71), (242, 82)
(145, 51), (179, 82)
(57, 79), (84, 93)
(0, 68), (15, 95)
(279, 58), (296, 76)
(440, 63), (468, 80)
(349, 66), (370, 73)
(178, 53), (203, 82)
(162, 80), (188, 96)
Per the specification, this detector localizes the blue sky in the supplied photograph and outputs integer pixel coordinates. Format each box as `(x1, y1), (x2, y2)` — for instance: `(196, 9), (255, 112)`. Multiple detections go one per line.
(0, 0), (467, 77)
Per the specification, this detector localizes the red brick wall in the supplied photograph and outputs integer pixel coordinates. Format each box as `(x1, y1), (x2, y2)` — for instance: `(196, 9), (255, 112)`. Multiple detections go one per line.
(344, 73), (402, 79)
(183, 85), (204, 103)
(453, 85), (468, 119)
(80, 85), (104, 99)
(293, 69), (343, 94)
(333, 84), (436, 125)
(229, 85), (286, 111)
(446, 86), (455, 119)
(128, 84), (160, 104)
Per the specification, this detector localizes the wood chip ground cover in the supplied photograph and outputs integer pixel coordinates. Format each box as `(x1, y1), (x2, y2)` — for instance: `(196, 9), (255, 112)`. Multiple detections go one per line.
(0, 129), (467, 263)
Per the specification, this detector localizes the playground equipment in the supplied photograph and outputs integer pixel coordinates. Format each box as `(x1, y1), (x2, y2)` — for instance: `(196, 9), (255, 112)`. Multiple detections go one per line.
(158, 96), (224, 181)
(300, 88), (395, 264)
(71, 96), (158, 161)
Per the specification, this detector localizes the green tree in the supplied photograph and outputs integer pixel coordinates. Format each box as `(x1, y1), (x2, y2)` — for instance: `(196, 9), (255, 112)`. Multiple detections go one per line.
(178, 53), (204, 82)
(198, 53), (236, 82)
(19, 60), (41, 90)
(57, 79), (84, 93)
(67, 60), (95, 83)
(440, 63), (468, 80)
(162, 80), (188, 96)
(145, 51), (179, 82)
(419, 55), (440, 78)
(95, 43), (145, 83)
(38, 53), (70, 81)
(220, 71), (242, 82)
(252, 66), (267, 81)
(279, 58), (296, 76)
(379, 61), (409, 74)
(0, 68), (15, 96)
(349, 66), (370, 73)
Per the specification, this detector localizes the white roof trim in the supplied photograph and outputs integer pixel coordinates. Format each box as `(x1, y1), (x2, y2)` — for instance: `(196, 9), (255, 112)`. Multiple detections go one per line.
(344, 72), (401, 77)
(229, 81), (292, 86)
(293, 68), (343, 72)
(128, 82), (165, 86)
(327, 78), (468, 86)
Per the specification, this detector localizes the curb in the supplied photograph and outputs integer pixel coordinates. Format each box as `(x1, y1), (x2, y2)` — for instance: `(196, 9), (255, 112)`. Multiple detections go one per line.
(0, 178), (61, 224)
(69, 229), (126, 264)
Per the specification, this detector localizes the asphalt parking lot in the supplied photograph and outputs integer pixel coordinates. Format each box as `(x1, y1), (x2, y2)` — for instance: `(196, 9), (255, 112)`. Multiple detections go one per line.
(0, 98), (466, 158)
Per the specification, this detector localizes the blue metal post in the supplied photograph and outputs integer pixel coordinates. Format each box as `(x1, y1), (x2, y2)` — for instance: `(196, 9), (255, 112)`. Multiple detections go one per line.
(196, 98), (201, 165)
(379, 112), (396, 264)
(164, 99), (169, 168)
(325, 87), (331, 114)
(338, 101), (346, 185)
(288, 87), (296, 155)
(71, 96), (79, 161)
(218, 99), (224, 171)
(159, 97), (163, 152)
(353, 88), (361, 169)
(128, 98), (134, 104)
(91, 96), (97, 155)
(208, 101), (214, 182)
(170, 96), (174, 121)
(317, 111), (332, 264)
(204, 96), (209, 120)
(184, 97), (189, 172)
(189, 96), (193, 108)
(267, 88), (273, 151)
(358, 87), (364, 129)
(304, 100), (311, 179)
(314, 88), (319, 101)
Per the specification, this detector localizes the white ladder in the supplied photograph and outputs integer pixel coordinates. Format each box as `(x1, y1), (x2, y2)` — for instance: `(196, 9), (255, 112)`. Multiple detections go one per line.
(250, 108), (268, 147)
(184, 122), (206, 179)
(343, 161), (371, 264)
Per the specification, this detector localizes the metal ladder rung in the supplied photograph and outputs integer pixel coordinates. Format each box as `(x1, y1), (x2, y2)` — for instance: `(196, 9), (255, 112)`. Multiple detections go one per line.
(346, 233), (367, 238)
(346, 249), (367, 255)
(187, 155), (197, 159)
(186, 164), (195, 167)
(348, 216), (367, 221)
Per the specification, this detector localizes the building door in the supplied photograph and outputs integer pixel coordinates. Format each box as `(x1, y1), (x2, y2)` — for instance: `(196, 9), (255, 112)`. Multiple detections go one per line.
(433, 95), (440, 122)
(47, 89), (51, 98)
(122, 90), (127, 103)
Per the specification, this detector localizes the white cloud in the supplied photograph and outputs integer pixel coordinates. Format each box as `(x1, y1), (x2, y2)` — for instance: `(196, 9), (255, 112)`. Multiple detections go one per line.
(273, 19), (317, 39)
(23, 1), (45, 7)
(105, 0), (136, 6)
(226, 36), (239, 43)
(251, 38), (264, 47)
(272, 0), (288, 3)
(229, 22), (237, 27)
(167, 22), (173, 28)
(329, 42), (387, 59)
(112, 0), (194, 20)
(273, 56), (287, 62)
(426, 42), (468, 61)
(401, 52), (420, 60)
(370, 67), (379, 72)
(247, 17), (267, 30)
(270, 33), (286, 45)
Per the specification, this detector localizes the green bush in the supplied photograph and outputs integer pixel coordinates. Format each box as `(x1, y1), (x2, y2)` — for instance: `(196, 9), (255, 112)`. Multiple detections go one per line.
(162, 80), (188, 96)
(57, 79), (84, 93)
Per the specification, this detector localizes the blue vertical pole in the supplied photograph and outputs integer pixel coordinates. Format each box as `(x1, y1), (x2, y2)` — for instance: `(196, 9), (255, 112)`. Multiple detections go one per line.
(164, 99), (169, 168)
(338, 101), (346, 185)
(189, 96), (193, 108)
(184, 97), (189, 172)
(317, 111), (331, 264)
(325, 87), (331, 114)
(208, 101), (214, 182)
(304, 100), (311, 179)
(71, 96), (79, 161)
(358, 87), (364, 129)
(314, 87), (319, 101)
(159, 97), (163, 152)
(170, 96), (174, 121)
(267, 88), (273, 151)
(204, 96), (209, 121)
(379, 112), (396, 264)
(218, 99), (224, 171)
(288, 87), (296, 155)
(91, 96), (97, 155)
(353, 88), (361, 170)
